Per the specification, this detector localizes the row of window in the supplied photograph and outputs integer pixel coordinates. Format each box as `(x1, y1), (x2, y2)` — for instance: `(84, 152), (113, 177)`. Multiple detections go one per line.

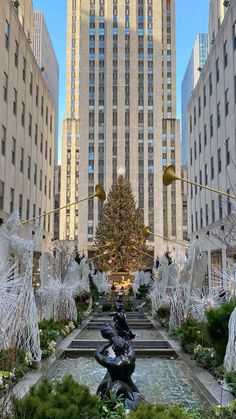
(190, 136), (230, 169)
(3, 21), (53, 131)
(1, 124), (52, 165)
(191, 196), (232, 232)
(0, 181), (51, 231)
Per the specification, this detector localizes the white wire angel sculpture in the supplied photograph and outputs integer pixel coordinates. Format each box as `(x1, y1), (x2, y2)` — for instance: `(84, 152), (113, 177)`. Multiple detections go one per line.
(37, 243), (90, 322)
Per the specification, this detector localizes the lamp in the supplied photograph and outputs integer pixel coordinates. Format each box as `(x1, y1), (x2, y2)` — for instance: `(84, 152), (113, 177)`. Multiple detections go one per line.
(223, 1), (231, 7)
(142, 226), (189, 248)
(163, 165), (236, 200)
(12, 1), (20, 8)
(22, 184), (106, 225)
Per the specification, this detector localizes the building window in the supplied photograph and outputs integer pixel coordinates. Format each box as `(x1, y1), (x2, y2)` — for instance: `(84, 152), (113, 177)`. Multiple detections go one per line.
(203, 85), (206, 107)
(13, 88), (17, 115)
(218, 148), (221, 173)
(206, 204), (208, 225)
(21, 102), (25, 126)
(210, 114), (213, 137)
(232, 21), (236, 50)
(27, 156), (31, 179)
(30, 72), (33, 95)
(10, 188), (14, 213)
(212, 199), (215, 222)
(225, 89), (229, 116)
(217, 103), (220, 127)
(1, 125), (6, 156)
(205, 163), (208, 185)
(23, 57), (26, 82)
(223, 40), (228, 67)
(26, 199), (30, 220)
(209, 72), (212, 96)
(0, 181), (4, 210)
(20, 147), (24, 173)
(36, 85), (38, 106)
(211, 156), (214, 179)
(227, 190), (231, 215)
(40, 170), (42, 191)
(14, 40), (19, 66)
(199, 133), (201, 153)
(44, 176), (47, 195)
(194, 141), (197, 160)
(226, 138), (230, 165)
(5, 20), (10, 49)
(204, 124), (207, 145)
(35, 123), (38, 145)
(198, 96), (201, 117)
(12, 137), (16, 165)
(41, 96), (44, 116)
(3, 72), (8, 102)
(189, 115), (192, 133)
(29, 113), (32, 137)
(40, 134), (43, 153)
(216, 58), (219, 83)
(34, 163), (37, 185)
(219, 195), (223, 219)
(194, 106), (196, 125)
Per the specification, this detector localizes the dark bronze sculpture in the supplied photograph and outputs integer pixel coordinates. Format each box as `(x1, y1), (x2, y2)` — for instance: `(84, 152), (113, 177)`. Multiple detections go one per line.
(112, 293), (135, 340)
(94, 324), (144, 410)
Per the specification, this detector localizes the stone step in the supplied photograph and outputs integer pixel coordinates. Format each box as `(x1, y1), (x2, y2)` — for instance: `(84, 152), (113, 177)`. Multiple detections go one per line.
(63, 347), (176, 357)
(87, 322), (154, 329)
(68, 339), (171, 349)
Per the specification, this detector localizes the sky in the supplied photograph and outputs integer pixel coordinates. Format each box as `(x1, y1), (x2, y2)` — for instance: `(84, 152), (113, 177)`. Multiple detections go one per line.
(33, 0), (210, 163)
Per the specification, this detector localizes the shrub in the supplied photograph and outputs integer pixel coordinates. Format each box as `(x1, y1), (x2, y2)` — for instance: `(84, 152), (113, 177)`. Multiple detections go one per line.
(176, 318), (208, 353)
(193, 345), (217, 370)
(0, 349), (29, 397)
(205, 301), (236, 365)
(128, 403), (191, 419)
(11, 376), (102, 419)
(38, 319), (75, 358)
(102, 303), (113, 312)
(123, 300), (134, 312)
(157, 305), (170, 327)
(136, 284), (149, 299)
(226, 371), (236, 396)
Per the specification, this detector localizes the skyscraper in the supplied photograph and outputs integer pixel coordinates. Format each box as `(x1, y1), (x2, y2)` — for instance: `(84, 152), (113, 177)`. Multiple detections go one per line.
(60, 0), (183, 256)
(33, 11), (59, 165)
(181, 33), (208, 165)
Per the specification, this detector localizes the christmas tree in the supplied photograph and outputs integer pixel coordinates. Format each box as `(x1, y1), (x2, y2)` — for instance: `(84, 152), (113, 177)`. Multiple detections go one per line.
(95, 175), (151, 272)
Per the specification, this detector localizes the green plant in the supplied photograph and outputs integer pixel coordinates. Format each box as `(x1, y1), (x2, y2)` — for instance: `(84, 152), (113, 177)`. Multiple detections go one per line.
(157, 305), (170, 327)
(0, 349), (29, 397)
(205, 300), (236, 364)
(193, 345), (217, 370)
(123, 300), (134, 312)
(11, 376), (102, 419)
(136, 284), (149, 299)
(226, 371), (236, 396)
(102, 303), (113, 312)
(176, 318), (208, 353)
(128, 403), (191, 419)
(101, 391), (126, 418)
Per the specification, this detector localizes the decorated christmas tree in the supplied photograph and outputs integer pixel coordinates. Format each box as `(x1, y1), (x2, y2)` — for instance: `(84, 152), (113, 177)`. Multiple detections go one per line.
(95, 175), (151, 272)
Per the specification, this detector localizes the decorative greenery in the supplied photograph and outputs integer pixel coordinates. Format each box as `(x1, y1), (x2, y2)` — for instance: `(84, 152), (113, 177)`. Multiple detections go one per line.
(101, 391), (126, 418)
(136, 284), (149, 299)
(205, 301), (236, 364)
(193, 345), (218, 371)
(10, 376), (102, 419)
(38, 319), (75, 358)
(128, 403), (191, 418)
(157, 305), (171, 327)
(102, 303), (113, 312)
(225, 372), (236, 396)
(0, 349), (30, 397)
(176, 318), (208, 353)
(95, 175), (150, 272)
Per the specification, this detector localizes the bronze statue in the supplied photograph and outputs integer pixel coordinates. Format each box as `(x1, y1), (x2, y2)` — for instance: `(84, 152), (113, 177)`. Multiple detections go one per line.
(94, 324), (144, 410)
(112, 293), (135, 340)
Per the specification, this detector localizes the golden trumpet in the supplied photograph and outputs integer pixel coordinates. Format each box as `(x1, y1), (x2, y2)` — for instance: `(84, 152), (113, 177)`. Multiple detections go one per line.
(163, 165), (236, 200)
(22, 184), (106, 225)
(142, 225), (189, 248)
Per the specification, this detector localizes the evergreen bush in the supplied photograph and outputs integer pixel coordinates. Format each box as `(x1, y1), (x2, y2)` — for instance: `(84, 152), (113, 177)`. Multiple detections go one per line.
(11, 376), (102, 419)
(205, 301), (236, 364)
(176, 318), (208, 353)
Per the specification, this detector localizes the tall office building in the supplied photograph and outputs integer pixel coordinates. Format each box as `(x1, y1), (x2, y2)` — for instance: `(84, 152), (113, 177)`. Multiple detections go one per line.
(187, 0), (236, 281)
(181, 34), (208, 165)
(33, 11), (59, 164)
(0, 0), (55, 248)
(60, 0), (183, 256)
